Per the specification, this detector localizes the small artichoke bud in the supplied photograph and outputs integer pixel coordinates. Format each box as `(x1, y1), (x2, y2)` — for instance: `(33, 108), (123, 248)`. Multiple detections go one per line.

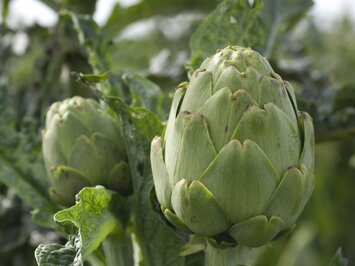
(151, 46), (315, 247)
(43, 96), (131, 206)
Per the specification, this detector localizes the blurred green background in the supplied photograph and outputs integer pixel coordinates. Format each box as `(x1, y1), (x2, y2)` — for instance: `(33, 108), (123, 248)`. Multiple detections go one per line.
(0, 0), (354, 265)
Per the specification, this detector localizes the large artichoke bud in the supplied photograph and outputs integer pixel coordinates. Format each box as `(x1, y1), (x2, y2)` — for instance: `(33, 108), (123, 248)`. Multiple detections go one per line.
(151, 46), (315, 247)
(43, 96), (131, 206)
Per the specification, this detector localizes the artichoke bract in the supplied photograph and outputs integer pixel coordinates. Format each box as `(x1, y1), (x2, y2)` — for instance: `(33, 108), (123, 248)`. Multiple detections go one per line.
(43, 96), (131, 206)
(151, 46), (315, 247)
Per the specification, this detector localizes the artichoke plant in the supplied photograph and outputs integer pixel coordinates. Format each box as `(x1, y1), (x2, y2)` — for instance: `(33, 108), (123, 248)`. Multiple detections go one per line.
(42, 96), (130, 206)
(151, 46), (315, 247)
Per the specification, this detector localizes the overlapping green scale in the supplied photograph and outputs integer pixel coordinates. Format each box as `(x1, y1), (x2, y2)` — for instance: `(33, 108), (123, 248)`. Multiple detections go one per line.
(171, 179), (230, 236)
(151, 136), (172, 210)
(151, 46), (315, 248)
(68, 133), (125, 184)
(179, 70), (212, 113)
(228, 215), (286, 247)
(232, 103), (300, 176)
(42, 131), (67, 175)
(199, 140), (279, 223)
(264, 165), (309, 224)
(44, 111), (90, 160)
(49, 166), (91, 206)
(299, 112), (315, 173)
(197, 87), (236, 151)
(258, 76), (298, 126)
(164, 112), (217, 186)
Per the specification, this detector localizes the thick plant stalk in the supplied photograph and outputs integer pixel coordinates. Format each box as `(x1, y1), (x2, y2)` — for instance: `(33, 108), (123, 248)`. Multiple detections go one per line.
(102, 234), (134, 266)
(204, 243), (251, 266)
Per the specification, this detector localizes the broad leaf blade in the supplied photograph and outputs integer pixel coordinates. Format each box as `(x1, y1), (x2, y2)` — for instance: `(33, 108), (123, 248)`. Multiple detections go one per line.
(333, 85), (355, 112)
(262, 0), (313, 57)
(189, 0), (265, 71)
(0, 89), (58, 226)
(189, 0), (313, 71)
(54, 186), (127, 258)
(122, 73), (163, 114)
(35, 239), (78, 266)
(103, 0), (216, 36)
(0, 158), (57, 227)
(61, 11), (124, 97)
(35, 186), (128, 266)
(329, 248), (349, 266)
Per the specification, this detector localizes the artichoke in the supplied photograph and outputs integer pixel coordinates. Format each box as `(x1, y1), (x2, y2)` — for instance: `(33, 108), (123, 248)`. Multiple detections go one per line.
(151, 46), (315, 247)
(43, 96), (130, 206)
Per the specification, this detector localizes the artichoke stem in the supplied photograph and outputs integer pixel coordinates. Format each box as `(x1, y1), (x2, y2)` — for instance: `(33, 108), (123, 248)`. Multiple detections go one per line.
(101, 233), (134, 266)
(204, 242), (251, 266)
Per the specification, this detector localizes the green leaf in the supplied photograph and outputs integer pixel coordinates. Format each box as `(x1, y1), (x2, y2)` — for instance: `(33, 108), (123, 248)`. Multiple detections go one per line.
(103, 96), (188, 266)
(189, 0), (313, 71)
(329, 248), (349, 266)
(61, 11), (123, 97)
(122, 73), (163, 114)
(292, 71), (355, 142)
(189, 0), (265, 71)
(333, 84), (355, 112)
(103, 0), (216, 36)
(35, 237), (78, 266)
(0, 155), (57, 227)
(61, 0), (97, 15)
(55, 186), (128, 258)
(314, 84), (355, 142)
(1, 0), (10, 26)
(0, 73), (58, 228)
(262, 0), (313, 57)
(35, 186), (129, 266)
(61, 11), (106, 71)
(0, 99), (58, 226)
(74, 72), (109, 84)
(315, 105), (355, 143)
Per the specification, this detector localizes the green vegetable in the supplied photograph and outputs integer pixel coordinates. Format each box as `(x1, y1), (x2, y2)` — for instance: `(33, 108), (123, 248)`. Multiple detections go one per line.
(42, 96), (131, 206)
(151, 46), (315, 247)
